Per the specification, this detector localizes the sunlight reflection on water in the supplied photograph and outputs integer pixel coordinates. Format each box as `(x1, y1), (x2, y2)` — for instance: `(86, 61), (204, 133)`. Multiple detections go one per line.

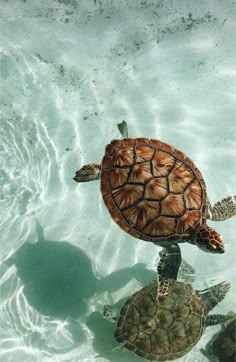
(1, 0), (235, 361)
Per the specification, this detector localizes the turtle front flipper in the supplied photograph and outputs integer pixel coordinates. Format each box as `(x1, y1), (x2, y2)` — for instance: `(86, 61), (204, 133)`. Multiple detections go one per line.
(156, 243), (181, 299)
(206, 313), (235, 327)
(193, 224), (225, 253)
(206, 195), (236, 221)
(197, 281), (230, 312)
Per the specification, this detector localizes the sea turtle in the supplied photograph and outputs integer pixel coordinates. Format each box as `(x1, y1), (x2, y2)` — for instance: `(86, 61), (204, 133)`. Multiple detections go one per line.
(103, 280), (233, 361)
(74, 121), (236, 297)
(200, 312), (236, 362)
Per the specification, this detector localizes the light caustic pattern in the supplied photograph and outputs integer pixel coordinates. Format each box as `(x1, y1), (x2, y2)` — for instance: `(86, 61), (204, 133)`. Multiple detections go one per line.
(0, 265), (85, 361)
(0, 108), (57, 260)
(0, 0), (236, 362)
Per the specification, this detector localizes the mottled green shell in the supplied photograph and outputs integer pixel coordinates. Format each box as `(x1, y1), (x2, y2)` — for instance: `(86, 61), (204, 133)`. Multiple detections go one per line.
(115, 281), (207, 361)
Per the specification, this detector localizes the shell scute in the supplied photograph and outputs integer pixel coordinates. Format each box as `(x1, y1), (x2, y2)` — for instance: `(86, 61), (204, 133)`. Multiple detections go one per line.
(195, 168), (206, 186)
(152, 151), (175, 177)
(150, 139), (163, 149)
(103, 195), (115, 210)
(129, 162), (152, 183)
(100, 182), (110, 196)
(116, 219), (131, 233)
(176, 210), (201, 234)
(100, 169), (110, 182)
(185, 313), (203, 344)
(175, 305), (191, 322)
(112, 184), (143, 209)
(168, 161), (194, 193)
(109, 208), (122, 223)
(185, 157), (196, 170)
(123, 200), (161, 231)
(184, 179), (202, 209)
(123, 138), (136, 146)
(145, 178), (169, 200)
(162, 142), (175, 154)
(105, 143), (116, 156)
(189, 295), (203, 315)
(136, 336), (152, 354)
(136, 348), (149, 359)
(201, 202), (207, 217)
(151, 331), (170, 355)
(109, 168), (129, 188)
(129, 229), (142, 238)
(136, 137), (150, 146)
(101, 155), (112, 169)
(161, 193), (185, 217)
(143, 216), (176, 237)
(171, 333), (190, 353)
(125, 305), (141, 325)
(125, 324), (139, 343)
(111, 139), (123, 148)
(124, 340), (137, 352)
(116, 315), (125, 329)
(156, 309), (174, 328)
(137, 294), (157, 317)
(135, 145), (155, 163)
(113, 146), (134, 166)
(175, 149), (188, 162)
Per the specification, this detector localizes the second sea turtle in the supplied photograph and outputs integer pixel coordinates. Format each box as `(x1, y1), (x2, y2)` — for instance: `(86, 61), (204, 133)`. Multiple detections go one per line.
(103, 280), (233, 361)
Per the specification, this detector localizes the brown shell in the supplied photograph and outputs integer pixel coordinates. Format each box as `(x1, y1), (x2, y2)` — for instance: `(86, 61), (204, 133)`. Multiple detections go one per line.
(115, 281), (207, 361)
(100, 138), (207, 243)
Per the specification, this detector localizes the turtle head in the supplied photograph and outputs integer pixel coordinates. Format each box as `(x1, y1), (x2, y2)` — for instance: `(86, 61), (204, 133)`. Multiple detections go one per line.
(73, 163), (100, 182)
(193, 225), (225, 253)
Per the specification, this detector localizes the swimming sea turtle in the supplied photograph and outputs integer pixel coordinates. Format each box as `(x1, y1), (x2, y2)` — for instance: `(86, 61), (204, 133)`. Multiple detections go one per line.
(200, 312), (236, 362)
(103, 280), (233, 361)
(74, 121), (236, 297)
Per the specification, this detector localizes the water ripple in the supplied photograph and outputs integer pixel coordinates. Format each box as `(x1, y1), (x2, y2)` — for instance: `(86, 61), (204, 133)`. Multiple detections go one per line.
(0, 0), (235, 361)
(0, 268), (86, 360)
(0, 103), (65, 260)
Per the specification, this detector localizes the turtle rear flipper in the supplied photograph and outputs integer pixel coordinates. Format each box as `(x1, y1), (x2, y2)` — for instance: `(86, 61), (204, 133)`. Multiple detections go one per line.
(207, 195), (236, 221)
(156, 243), (181, 299)
(117, 120), (129, 138)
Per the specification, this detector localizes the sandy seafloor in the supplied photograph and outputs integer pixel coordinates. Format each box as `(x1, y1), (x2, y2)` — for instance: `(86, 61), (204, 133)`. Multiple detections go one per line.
(0, 0), (236, 361)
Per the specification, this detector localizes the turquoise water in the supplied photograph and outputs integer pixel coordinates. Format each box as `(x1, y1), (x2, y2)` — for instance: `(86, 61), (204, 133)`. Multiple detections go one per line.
(0, 0), (235, 361)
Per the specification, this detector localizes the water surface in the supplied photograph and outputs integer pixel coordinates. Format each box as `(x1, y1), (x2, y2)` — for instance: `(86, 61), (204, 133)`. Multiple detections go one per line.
(0, 1), (236, 361)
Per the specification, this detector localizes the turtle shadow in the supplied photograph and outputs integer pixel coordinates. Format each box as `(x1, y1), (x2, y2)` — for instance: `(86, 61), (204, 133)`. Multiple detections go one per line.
(5, 221), (155, 321)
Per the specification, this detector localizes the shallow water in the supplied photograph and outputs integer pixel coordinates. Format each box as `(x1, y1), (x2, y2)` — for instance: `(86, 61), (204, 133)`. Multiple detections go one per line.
(0, 1), (236, 361)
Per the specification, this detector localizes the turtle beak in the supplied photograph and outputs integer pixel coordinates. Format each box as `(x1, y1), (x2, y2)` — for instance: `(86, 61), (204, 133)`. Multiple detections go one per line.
(217, 246), (225, 254)
(73, 171), (80, 182)
(210, 242), (225, 254)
